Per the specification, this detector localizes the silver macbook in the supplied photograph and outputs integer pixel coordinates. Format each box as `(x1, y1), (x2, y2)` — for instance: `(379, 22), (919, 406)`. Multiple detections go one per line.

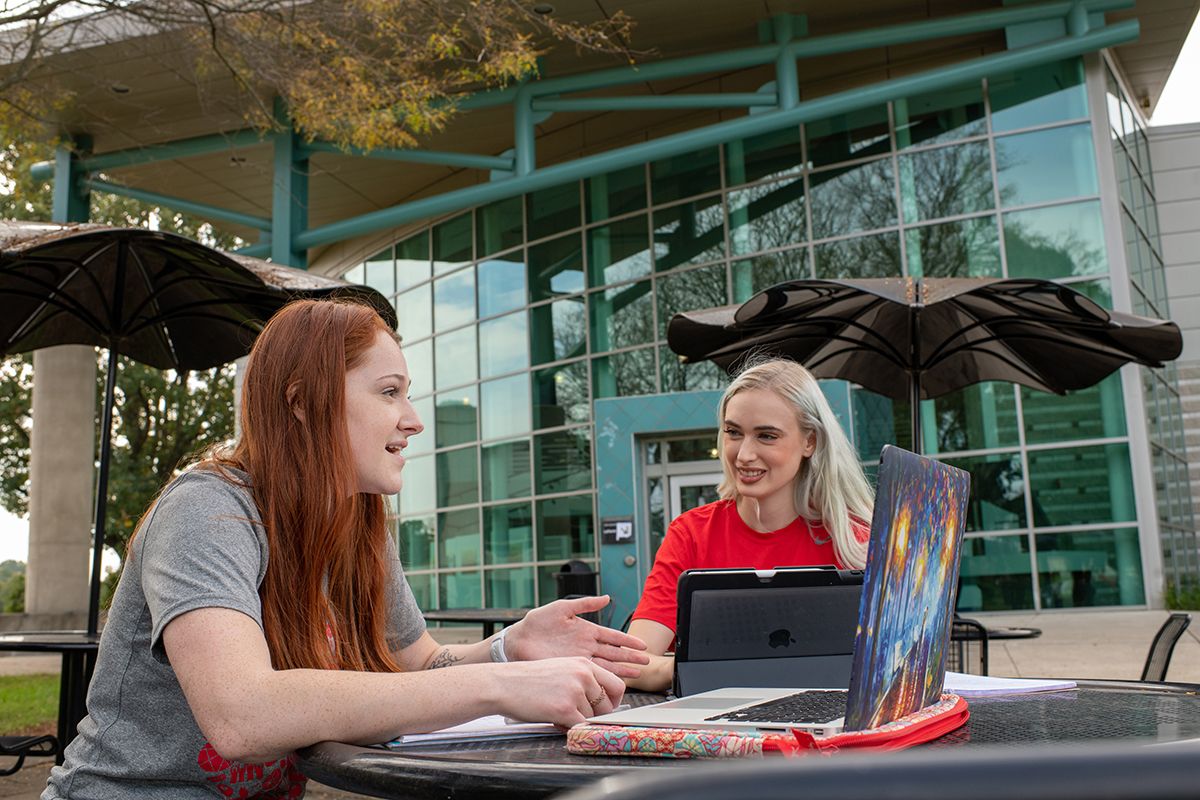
(591, 445), (970, 736)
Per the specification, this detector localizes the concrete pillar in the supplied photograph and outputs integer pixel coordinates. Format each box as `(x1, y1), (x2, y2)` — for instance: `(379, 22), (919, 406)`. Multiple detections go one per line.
(25, 136), (93, 620)
(25, 345), (96, 616)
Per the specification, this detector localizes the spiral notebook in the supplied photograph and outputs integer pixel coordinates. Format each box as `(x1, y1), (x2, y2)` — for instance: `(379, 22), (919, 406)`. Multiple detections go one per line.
(590, 445), (971, 736)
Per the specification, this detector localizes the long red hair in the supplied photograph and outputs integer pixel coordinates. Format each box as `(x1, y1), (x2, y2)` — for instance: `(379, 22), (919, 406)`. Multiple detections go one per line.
(138, 300), (403, 672)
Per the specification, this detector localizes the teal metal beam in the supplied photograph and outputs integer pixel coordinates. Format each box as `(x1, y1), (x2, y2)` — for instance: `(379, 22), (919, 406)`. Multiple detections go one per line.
(299, 141), (513, 172)
(235, 241), (272, 258)
(31, 160), (53, 182)
(451, 0), (1130, 110)
(32, 129), (264, 179)
(271, 102), (309, 267)
(53, 137), (91, 223)
(779, 0), (1127, 60)
(83, 178), (272, 231)
(295, 19), (1136, 250)
(531, 93), (777, 112)
(82, 130), (264, 173)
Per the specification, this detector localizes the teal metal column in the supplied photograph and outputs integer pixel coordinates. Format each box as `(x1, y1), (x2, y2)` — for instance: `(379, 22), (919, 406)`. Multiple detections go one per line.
(772, 15), (802, 109)
(514, 83), (536, 177)
(53, 136), (91, 223)
(271, 103), (309, 268)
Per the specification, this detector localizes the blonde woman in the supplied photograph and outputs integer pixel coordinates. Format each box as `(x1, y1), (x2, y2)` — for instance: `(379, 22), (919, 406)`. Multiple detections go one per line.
(626, 358), (873, 691)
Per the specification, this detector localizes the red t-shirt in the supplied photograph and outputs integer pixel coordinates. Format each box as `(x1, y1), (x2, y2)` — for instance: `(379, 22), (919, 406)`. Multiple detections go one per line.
(632, 499), (867, 633)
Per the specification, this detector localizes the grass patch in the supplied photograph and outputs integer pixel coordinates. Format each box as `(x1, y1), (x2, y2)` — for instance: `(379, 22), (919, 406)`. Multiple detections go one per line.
(1165, 579), (1200, 611)
(0, 673), (57, 736)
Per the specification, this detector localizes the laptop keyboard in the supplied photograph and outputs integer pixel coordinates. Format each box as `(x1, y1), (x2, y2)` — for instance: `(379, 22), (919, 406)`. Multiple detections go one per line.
(704, 690), (849, 724)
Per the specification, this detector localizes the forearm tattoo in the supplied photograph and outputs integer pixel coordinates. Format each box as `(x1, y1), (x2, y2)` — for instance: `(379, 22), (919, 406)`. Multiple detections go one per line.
(428, 648), (464, 669)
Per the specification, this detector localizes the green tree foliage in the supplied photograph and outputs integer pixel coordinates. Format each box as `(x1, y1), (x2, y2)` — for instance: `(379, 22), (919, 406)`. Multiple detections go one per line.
(103, 359), (237, 556)
(0, 1), (634, 152)
(0, 562), (25, 613)
(0, 356), (32, 517)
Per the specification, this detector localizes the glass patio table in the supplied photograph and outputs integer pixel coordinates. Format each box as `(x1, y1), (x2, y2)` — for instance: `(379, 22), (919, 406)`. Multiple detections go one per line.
(298, 679), (1200, 800)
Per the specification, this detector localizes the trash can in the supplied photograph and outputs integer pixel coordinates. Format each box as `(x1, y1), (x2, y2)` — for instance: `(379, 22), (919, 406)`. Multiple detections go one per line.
(555, 560), (599, 623)
(555, 560), (598, 599)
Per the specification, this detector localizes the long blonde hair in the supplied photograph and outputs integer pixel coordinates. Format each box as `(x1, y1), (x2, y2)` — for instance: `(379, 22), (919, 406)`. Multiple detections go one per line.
(716, 358), (873, 569)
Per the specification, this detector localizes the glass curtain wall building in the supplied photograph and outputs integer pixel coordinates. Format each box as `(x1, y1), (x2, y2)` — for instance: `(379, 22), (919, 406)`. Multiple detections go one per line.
(26, 2), (1198, 627)
(341, 54), (1193, 613)
(1104, 64), (1199, 593)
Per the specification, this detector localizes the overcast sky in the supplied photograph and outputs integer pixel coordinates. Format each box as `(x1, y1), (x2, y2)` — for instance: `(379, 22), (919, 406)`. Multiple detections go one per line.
(2, 15), (1199, 565)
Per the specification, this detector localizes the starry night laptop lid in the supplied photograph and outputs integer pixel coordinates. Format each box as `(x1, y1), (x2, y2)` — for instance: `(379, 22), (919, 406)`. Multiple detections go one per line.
(842, 444), (971, 730)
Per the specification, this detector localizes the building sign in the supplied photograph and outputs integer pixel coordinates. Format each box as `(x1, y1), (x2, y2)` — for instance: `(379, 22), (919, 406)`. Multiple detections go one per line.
(601, 517), (634, 545)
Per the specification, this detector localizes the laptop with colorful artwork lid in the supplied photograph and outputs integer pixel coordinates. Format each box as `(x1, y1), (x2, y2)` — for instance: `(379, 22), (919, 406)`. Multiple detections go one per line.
(590, 445), (971, 736)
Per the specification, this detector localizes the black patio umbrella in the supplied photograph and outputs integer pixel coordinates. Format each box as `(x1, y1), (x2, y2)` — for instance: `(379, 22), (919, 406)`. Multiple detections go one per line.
(0, 220), (396, 635)
(667, 277), (1182, 453)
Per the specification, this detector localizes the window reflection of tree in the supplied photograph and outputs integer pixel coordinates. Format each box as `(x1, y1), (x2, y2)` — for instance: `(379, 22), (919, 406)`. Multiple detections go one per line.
(815, 232), (901, 280)
(1004, 221), (1105, 279)
(653, 197), (726, 271)
(595, 281), (655, 352)
(735, 249), (809, 298)
(808, 159), (900, 279)
(912, 218), (1000, 279)
(904, 142), (994, 222)
(533, 361), (588, 428)
(606, 348), (658, 397)
(729, 177), (806, 255)
(656, 264), (728, 340)
(660, 348), (725, 393)
(531, 297), (586, 366)
(904, 141), (1006, 279)
(810, 159), (896, 239)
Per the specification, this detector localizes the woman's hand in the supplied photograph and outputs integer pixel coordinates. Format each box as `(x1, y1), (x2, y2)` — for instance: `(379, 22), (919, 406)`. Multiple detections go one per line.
(623, 618), (676, 691)
(503, 596), (649, 678)
(494, 656), (627, 727)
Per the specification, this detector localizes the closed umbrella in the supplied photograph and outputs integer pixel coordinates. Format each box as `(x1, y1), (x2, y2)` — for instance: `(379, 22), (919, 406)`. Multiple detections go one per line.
(0, 220), (395, 635)
(667, 277), (1181, 452)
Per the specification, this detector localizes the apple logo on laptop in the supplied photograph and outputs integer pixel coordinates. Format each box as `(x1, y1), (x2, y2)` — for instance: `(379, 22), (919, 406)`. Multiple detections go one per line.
(768, 628), (796, 649)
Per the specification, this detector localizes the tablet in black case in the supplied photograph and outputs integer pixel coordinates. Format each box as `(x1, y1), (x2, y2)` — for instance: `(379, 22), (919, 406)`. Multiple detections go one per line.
(672, 566), (864, 698)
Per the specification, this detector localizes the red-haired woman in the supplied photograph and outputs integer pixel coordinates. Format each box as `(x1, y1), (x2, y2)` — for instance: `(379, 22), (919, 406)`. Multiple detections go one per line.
(44, 300), (647, 800)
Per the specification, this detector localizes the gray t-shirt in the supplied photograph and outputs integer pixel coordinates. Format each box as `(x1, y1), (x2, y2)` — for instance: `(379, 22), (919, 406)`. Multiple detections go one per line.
(44, 467), (426, 799)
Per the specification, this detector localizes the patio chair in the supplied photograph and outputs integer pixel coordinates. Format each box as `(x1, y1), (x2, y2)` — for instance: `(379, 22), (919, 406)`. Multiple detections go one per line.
(947, 615), (989, 676)
(0, 734), (58, 776)
(1141, 612), (1191, 682)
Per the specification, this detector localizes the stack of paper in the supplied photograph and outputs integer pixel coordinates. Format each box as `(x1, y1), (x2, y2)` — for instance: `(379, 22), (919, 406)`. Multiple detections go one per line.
(944, 672), (1077, 697)
(387, 715), (562, 747)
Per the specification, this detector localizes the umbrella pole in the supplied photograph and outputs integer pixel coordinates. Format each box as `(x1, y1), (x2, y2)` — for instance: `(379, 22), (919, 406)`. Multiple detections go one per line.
(910, 373), (922, 455)
(87, 345), (118, 638)
(910, 292), (923, 456)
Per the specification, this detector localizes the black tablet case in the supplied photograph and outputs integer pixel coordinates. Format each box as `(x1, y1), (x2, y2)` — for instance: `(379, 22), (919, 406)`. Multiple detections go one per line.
(672, 566), (864, 697)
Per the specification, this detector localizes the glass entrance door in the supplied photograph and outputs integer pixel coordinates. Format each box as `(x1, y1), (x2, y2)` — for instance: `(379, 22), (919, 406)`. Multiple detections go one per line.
(668, 472), (722, 523)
